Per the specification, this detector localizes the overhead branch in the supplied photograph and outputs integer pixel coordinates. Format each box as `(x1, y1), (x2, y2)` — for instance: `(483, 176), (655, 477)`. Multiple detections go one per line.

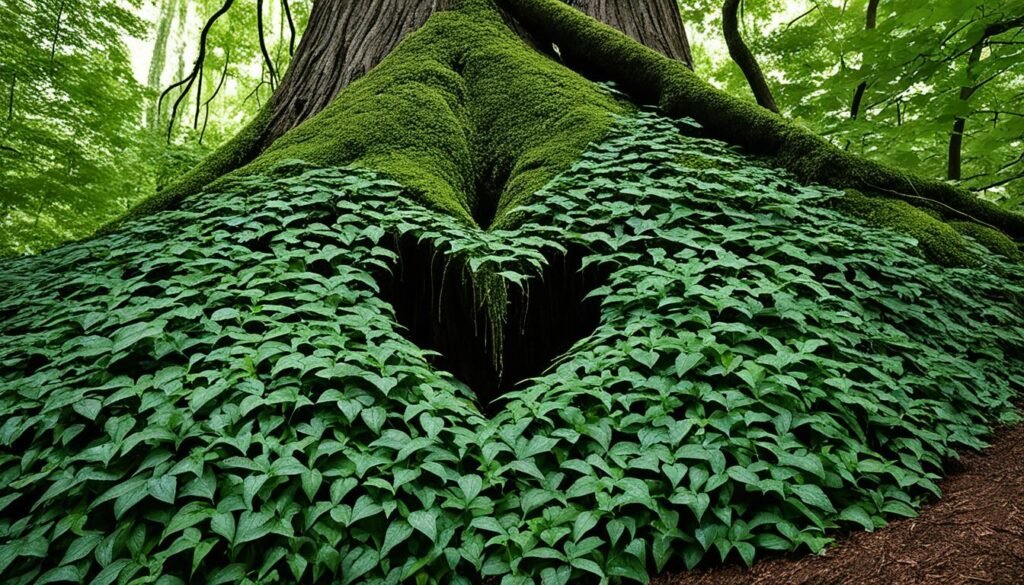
(997, 150), (1024, 174)
(200, 47), (230, 144)
(158, 0), (235, 143)
(49, 0), (66, 67)
(6, 72), (13, 120)
(257, 0), (277, 90)
(722, 0), (779, 113)
(784, 6), (816, 30)
(973, 171), (1024, 192)
(281, 0), (296, 56)
(974, 109), (1024, 119)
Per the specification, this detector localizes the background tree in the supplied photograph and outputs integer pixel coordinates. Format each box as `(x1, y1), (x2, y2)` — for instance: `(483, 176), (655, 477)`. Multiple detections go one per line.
(0, 0), (149, 254)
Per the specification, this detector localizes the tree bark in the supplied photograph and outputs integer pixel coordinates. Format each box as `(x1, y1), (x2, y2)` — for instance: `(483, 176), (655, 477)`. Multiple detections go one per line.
(261, 0), (693, 149)
(566, 0), (692, 68)
(947, 43), (982, 181)
(849, 0), (879, 120)
(947, 15), (1024, 181)
(722, 0), (779, 113)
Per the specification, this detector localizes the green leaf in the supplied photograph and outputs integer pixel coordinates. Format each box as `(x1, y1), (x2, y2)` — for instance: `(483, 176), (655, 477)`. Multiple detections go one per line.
(147, 475), (177, 504)
(59, 534), (102, 566)
(233, 511), (273, 546)
(839, 505), (875, 531)
(675, 352), (704, 377)
(726, 465), (759, 485)
(408, 509), (437, 542)
(882, 500), (918, 518)
(789, 484), (836, 513)
(458, 474), (483, 503)
(570, 557), (605, 578)
(381, 521), (414, 557)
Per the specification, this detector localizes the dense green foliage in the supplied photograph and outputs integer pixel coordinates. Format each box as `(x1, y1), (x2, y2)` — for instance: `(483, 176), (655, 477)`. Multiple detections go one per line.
(2, 112), (1022, 584)
(682, 0), (1024, 208)
(0, 0), (148, 254)
(0, 0), (310, 255)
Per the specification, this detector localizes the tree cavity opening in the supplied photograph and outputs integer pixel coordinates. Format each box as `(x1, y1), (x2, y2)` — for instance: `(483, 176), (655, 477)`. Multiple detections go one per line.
(375, 234), (607, 412)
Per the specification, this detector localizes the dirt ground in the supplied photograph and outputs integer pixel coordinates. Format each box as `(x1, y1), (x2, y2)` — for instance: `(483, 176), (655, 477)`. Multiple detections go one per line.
(653, 424), (1024, 585)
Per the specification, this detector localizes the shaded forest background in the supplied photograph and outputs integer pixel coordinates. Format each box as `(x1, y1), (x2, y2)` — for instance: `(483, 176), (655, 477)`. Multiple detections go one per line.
(1, 0), (1022, 255)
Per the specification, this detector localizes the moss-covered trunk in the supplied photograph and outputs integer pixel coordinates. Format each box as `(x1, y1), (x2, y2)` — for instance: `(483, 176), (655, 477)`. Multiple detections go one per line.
(115, 0), (692, 223)
(263, 0), (691, 149)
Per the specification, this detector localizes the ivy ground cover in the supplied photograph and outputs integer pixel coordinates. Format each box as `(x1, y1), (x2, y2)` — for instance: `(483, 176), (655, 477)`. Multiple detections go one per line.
(1, 113), (1023, 584)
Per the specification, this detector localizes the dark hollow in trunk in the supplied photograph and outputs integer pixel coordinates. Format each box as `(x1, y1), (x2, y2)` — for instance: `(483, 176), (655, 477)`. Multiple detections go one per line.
(376, 235), (607, 411)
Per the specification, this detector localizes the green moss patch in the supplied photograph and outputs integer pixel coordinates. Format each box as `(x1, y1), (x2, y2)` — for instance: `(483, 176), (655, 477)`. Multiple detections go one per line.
(833, 191), (979, 267)
(949, 220), (1023, 261)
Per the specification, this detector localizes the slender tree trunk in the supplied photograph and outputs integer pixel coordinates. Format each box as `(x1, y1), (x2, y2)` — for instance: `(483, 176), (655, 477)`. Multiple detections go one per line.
(722, 0), (779, 113)
(849, 0), (879, 120)
(947, 43), (982, 181)
(146, 0), (178, 129)
(947, 16), (1024, 181)
(48, 0), (66, 67)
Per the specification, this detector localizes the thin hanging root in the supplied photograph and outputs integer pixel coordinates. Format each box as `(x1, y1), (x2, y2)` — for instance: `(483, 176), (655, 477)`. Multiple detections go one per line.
(199, 48), (230, 144)
(157, 0), (235, 143)
(282, 0), (296, 56)
(257, 0), (277, 90)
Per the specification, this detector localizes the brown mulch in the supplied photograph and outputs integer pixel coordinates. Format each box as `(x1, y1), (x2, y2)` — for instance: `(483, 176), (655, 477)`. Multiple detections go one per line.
(653, 424), (1024, 585)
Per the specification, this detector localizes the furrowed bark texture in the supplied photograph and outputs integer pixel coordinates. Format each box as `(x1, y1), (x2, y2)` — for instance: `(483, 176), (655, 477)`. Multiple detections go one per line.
(261, 0), (458, 148)
(263, 0), (692, 147)
(567, 0), (692, 68)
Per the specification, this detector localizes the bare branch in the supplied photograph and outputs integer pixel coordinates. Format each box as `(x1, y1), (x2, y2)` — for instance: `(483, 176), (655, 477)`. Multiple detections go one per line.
(159, 0), (236, 143)
(200, 48), (230, 144)
(282, 0), (296, 57)
(784, 6), (816, 30)
(49, 0), (66, 67)
(257, 0), (277, 90)
(972, 172), (1024, 192)
(6, 72), (13, 120)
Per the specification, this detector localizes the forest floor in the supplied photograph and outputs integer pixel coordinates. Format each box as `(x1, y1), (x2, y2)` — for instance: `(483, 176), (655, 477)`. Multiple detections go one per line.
(654, 422), (1024, 585)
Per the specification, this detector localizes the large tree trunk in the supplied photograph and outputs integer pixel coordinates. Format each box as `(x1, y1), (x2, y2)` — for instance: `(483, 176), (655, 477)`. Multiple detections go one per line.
(261, 0), (691, 149)
(115, 0), (694, 224)
(261, 0), (458, 148)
